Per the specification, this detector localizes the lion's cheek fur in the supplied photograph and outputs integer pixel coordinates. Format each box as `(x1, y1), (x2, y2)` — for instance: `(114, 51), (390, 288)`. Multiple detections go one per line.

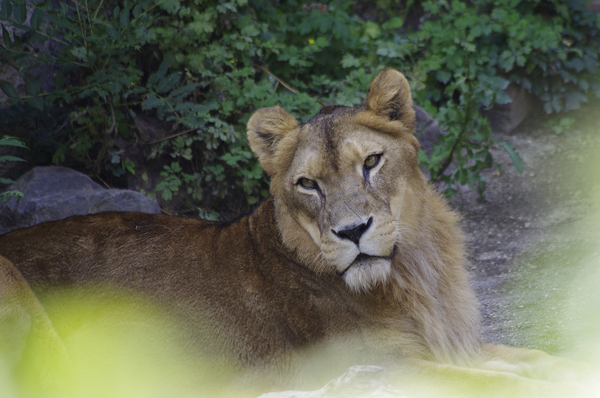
(271, 189), (323, 271)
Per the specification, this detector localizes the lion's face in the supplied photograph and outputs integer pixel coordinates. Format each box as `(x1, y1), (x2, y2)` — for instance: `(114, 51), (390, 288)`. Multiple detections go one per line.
(247, 69), (422, 292)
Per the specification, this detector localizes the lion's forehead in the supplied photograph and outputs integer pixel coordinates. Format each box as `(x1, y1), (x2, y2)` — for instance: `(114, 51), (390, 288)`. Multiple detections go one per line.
(292, 118), (393, 180)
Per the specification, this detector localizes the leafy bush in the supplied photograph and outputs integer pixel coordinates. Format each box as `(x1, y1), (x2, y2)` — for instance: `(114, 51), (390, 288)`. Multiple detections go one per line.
(0, 0), (598, 214)
(0, 135), (27, 201)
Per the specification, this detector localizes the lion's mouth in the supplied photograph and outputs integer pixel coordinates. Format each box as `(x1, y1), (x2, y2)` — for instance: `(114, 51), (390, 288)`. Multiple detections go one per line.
(337, 248), (396, 277)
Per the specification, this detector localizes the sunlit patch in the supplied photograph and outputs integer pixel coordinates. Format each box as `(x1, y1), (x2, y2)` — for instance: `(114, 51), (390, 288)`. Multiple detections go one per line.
(503, 128), (600, 395)
(2, 286), (243, 398)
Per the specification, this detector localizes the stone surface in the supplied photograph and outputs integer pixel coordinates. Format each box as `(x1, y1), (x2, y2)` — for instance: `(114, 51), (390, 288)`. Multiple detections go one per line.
(0, 166), (161, 235)
(413, 104), (442, 155)
(482, 83), (535, 134)
(449, 109), (600, 359)
(259, 366), (405, 398)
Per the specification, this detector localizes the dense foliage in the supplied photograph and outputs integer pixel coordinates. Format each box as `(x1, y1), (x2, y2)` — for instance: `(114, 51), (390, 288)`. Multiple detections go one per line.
(0, 0), (598, 216)
(0, 135), (27, 201)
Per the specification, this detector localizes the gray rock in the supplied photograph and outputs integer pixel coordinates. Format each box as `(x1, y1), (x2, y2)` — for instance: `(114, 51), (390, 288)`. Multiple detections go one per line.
(482, 83), (534, 134)
(413, 104), (442, 155)
(0, 166), (161, 235)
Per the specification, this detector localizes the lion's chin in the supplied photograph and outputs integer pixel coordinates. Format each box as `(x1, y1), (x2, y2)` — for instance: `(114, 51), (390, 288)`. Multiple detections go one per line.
(341, 257), (392, 293)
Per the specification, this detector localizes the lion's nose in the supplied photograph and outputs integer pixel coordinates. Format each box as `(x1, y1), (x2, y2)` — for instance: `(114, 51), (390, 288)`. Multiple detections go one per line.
(332, 217), (373, 245)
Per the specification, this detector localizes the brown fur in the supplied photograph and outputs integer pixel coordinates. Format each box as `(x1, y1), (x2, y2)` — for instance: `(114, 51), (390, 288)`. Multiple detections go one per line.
(0, 69), (586, 396)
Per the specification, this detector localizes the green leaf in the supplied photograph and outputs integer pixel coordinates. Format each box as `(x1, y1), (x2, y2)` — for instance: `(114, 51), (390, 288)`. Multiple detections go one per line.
(168, 83), (197, 98)
(565, 90), (587, 111)
(161, 188), (172, 201)
(106, 25), (117, 38)
(0, 81), (18, 98)
(52, 147), (65, 164)
(382, 17), (404, 30)
(0, 190), (24, 201)
(435, 70), (452, 84)
(362, 21), (380, 39)
(160, 0), (180, 14)
(13, 1), (26, 24)
(444, 188), (458, 200)
(26, 95), (44, 110)
(148, 57), (169, 86)
(497, 141), (523, 174)
(569, 58), (584, 72)
(470, 129), (488, 142)
(2, 22), (11, 48)
(0, 177), (15, 184)
(24, 76), (40, 95)
(133, 3), (143, 18)
(157, 57), (170, 78)
(0, 136), (27, 148)
(30, 7), (43, 30)
(12, 32), (20, 48)
(141, 95), (165, 109)
(26, 33), (46, 44)
(120, 9), (129, 29)
(53, 72), (65, 89)
(123, 158), (135, 175)
(0, 0), (12, 21)
(494, 90), (511, 105)
(70, 46), (88, 62)
(155, 73), (180, 94)
(0, 155), (26, 162)
(59, 2), (68, 15)
(341, 54), (360, 68)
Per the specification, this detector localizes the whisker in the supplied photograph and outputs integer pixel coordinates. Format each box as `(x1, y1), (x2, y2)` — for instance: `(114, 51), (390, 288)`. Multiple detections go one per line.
(310, 251), (325, 273)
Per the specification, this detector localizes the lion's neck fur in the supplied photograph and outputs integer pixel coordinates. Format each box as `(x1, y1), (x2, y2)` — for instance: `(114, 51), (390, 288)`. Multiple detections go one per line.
(268, 182), (481, 365)
(389, 182), (481, 364)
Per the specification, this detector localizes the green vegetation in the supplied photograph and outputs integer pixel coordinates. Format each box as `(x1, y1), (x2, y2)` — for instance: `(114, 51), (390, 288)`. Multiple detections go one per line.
(0, 135), (27, 201)
(0, 0), (598, 215)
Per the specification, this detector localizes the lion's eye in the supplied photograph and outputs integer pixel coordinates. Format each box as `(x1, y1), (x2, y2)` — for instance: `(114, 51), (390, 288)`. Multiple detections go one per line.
(364, 154), (381, 170)
(298, 178), (317, 190)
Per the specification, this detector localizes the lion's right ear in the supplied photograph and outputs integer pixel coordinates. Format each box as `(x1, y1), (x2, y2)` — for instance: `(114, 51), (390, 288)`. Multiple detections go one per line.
(247, 106), (299, 176)
(365, 68), (415, 131)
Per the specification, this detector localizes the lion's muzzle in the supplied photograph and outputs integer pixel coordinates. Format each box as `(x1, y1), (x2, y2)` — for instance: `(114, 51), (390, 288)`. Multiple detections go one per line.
(331, 217), (373, 246)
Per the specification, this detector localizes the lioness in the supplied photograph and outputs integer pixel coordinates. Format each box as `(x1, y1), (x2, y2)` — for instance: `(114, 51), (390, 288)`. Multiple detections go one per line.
(0, 69), (586, 397)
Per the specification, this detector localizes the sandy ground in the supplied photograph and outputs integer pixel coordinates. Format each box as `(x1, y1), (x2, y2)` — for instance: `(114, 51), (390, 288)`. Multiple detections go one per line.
(450, 106), (600, 360)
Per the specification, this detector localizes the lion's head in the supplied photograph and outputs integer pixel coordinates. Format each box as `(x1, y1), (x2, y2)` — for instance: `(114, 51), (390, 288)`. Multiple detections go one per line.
(247, 69), (425, 292)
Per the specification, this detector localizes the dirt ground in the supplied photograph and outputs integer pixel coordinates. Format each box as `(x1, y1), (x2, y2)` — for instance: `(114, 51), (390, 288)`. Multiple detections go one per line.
(449, 105), (600, 360)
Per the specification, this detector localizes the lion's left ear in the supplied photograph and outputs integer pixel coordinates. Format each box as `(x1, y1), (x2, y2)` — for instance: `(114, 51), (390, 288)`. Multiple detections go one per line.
(365, 68), (415, 131)
(247, 106), (299, 176)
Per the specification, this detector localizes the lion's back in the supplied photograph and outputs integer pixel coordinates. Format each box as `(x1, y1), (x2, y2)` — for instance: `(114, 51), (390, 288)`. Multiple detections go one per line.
(0, 212), (220, 286)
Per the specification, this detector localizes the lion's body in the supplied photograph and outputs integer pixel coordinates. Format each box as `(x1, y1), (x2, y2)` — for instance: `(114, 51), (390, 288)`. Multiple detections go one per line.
(0, 203), (372, 365)
(0, 69), (586, 397)
(0, 193), (476, 366)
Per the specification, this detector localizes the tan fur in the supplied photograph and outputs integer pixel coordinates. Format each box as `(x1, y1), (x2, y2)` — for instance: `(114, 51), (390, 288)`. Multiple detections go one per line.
(0, 69), (586, 396)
